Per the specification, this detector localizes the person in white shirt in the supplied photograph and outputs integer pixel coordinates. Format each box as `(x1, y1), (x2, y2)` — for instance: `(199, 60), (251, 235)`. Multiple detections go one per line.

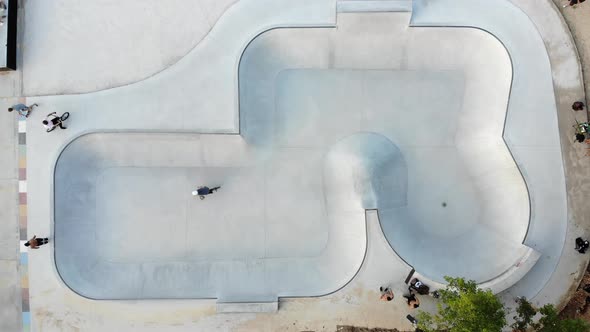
(43, 112), (67, 131)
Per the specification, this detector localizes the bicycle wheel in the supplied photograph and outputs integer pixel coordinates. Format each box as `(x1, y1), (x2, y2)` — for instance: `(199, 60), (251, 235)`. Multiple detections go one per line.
(60, 112), (70, 121)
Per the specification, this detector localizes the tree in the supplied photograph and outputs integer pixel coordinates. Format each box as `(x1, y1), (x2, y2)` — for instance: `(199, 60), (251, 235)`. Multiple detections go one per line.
(416, 277), (506, 332)
(511, 297), (537, 331)
(512, 298), (590, 332)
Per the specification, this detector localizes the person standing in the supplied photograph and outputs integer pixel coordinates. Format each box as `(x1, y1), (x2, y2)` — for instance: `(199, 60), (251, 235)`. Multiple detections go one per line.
(404, 292), (421, 309)
(573, 101), (586, 111)
(24, 235), (49, 249)
(379, 286), (394, 301)
(8, 103), (38, 118)
(576, 237), (590, 254)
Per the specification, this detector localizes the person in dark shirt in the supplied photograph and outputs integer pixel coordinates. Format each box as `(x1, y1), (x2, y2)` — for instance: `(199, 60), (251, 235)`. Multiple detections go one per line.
(192, 186), (221, 200)
(564, 0), (586, 7)
(404, 292), (420, 309)
(24, 235), (49, 249)
(576, 237), (590, 254)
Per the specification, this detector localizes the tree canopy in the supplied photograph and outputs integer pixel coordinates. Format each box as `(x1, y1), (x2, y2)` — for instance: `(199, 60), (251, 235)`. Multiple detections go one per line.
(416, 277), (590, 332)
(417, 277), (506, 332)
(512, 298), (590, 332)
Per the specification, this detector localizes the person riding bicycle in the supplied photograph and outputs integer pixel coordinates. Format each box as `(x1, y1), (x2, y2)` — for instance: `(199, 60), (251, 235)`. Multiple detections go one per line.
(43, 112), (67, 131)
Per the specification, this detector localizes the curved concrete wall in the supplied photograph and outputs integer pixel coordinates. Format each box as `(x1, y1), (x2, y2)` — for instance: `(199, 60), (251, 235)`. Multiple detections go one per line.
(324, 133), (407, 212)
(238, 18), (536, 287)
(54, 133), (367, 300)
(48, 5), (562, 301)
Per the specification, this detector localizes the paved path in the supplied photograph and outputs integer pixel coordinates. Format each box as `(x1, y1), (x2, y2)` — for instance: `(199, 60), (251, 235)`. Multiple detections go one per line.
(0, 98), (21, 332)
(21, 0), (238, 95)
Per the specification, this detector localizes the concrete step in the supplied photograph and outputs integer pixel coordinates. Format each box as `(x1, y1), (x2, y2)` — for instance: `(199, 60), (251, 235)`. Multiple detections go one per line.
(216, 301), (278, 313)
(337, 0), (413, 13)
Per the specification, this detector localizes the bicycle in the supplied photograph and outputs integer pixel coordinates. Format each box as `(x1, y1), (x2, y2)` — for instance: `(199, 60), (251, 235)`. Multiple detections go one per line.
(45, 112), (69, 132)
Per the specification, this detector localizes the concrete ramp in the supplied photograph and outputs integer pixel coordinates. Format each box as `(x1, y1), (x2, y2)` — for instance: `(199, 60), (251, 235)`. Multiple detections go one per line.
(52, 9), (549, 302)
(324, 133), (407, 211)
(337, 0), (413, 13)
(217, 302), (278, 313)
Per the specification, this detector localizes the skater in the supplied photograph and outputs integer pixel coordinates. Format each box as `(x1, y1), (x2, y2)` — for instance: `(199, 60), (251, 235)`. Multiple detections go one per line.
(404, 292), (420, 309)
(563, 0), (586, 7)
(576, 237), (590, 254)
(43, 112), (67, 131)
(24, 235), (48, 249)
(573, 101), (586, 111)
(192, 186), (220, 200)
(379, 286), (394, 301)
(8, 103), (37, 118)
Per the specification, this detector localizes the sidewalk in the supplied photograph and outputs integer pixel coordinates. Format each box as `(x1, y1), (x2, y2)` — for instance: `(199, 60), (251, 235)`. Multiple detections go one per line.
(553, 0), (590, 109)
(0, 97), (21, 332)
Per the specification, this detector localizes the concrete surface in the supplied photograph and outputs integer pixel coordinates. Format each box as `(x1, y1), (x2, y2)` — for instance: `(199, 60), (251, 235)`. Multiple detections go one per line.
(50, 12), (547, 301)
(0, 97), (21, 332)
(0, 0), (585, 330)
(21, 0), (238, 95)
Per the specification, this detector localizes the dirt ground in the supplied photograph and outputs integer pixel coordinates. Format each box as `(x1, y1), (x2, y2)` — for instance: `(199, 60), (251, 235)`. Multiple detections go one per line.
(560, 264), (590, 319)
(336, 327), (402, 332)
(552, 0), (590, 320)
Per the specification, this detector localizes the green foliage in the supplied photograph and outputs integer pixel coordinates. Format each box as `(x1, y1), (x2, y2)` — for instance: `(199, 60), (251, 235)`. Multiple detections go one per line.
(512, 297), (537, 331)
(534, 304), (590, 332)
(416, 277), (506, 332)
(416, 277), (590, 332)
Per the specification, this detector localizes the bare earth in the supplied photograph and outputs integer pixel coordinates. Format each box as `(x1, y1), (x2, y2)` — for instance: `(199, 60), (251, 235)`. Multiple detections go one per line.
(550, 0), (590, 321)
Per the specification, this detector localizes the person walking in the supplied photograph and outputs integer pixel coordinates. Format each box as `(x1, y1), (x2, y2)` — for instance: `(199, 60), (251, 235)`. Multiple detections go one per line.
(24, 235), (49, 249)
(379, 286), (394, 301)
(43, 112), (67, 131)
(8, 103), (37, 118)
(192, 186), (221, 200)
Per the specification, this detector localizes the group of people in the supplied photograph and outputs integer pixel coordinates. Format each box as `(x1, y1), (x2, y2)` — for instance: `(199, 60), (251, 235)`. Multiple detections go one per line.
(571, 101), (590, 143)
(379, 278), (433, 331)
(563, 0), (586, 7)
(8, 103), (69, 131)
(379, 278), (432, 309)
(379, 286), (420, 315)
(10, 102), (221, 252)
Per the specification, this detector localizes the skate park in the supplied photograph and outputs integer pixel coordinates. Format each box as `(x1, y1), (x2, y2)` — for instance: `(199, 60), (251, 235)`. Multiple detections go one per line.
(13, 0), (589, 330)
(53, 17), (543, 302)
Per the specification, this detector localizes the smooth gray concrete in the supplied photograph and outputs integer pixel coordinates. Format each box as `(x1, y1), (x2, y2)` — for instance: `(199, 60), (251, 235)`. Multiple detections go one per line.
(0, 260), (20, 332)
(238, 18), (539, 289)
(411, 0), (569, 302)
(52, 13), (548, 300)
(0, 98), (20, 332)
(54, 133), (365, 301)
(20, 0), (581, 328)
